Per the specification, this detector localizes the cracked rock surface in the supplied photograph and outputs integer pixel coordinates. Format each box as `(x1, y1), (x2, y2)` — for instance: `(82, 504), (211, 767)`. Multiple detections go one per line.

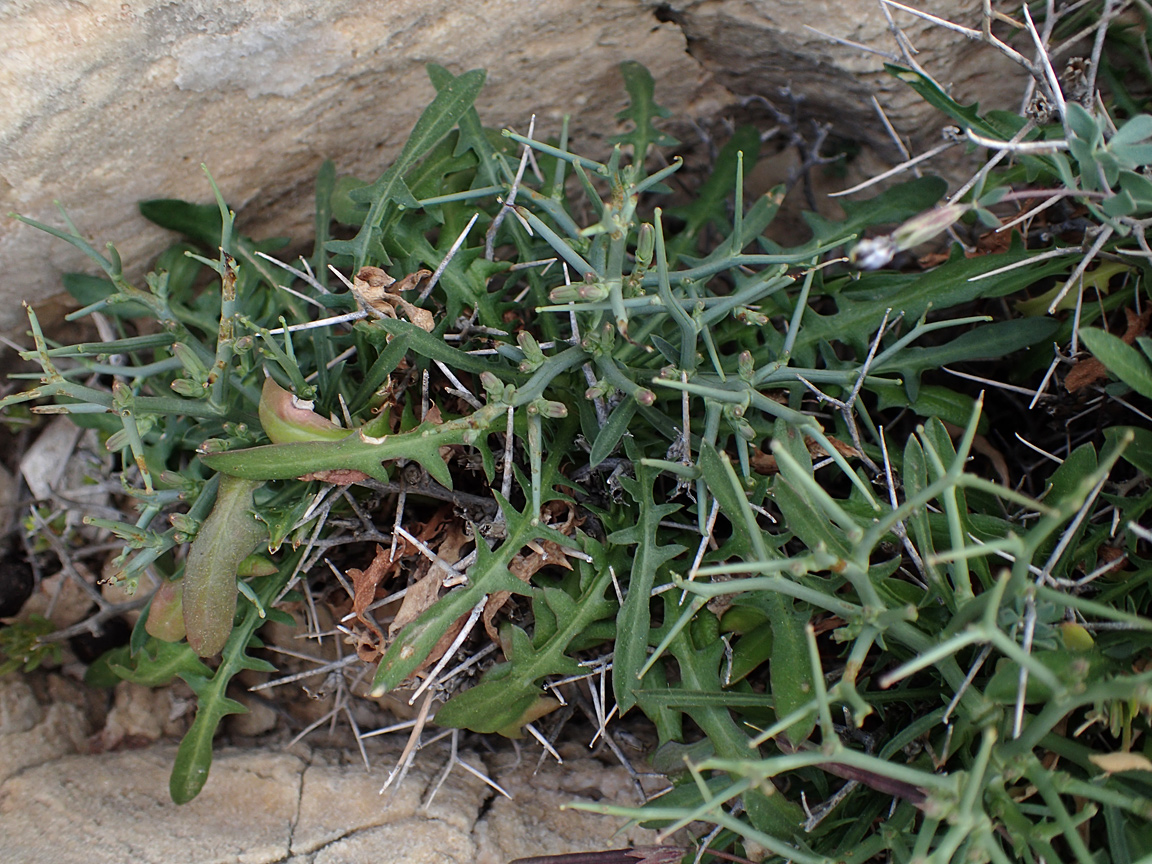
(0, 735), (655, 864)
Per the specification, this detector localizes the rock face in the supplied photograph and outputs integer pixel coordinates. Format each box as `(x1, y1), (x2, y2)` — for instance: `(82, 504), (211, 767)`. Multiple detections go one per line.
(0, 0), (1027, 330)
(0, 677), (656, 863)
(0, 738), (657, 864)
(651, 0), (1025, 151)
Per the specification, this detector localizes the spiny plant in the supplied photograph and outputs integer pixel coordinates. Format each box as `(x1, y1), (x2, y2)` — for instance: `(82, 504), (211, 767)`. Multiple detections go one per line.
(1, 9), (1150, 861)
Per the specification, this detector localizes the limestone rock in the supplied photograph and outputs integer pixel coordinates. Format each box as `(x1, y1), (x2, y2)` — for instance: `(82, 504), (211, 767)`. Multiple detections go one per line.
(0, 677), (89, 785)
(94, 680), (192, 752)
(0, 742), (657, 864)
(654, 0), (1027, 155)
(0, 746), (302, 864)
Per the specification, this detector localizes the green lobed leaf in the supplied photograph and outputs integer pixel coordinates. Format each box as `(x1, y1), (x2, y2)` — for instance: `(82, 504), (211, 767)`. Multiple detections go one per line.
(327, 67), (487, 270)
(102, 637), (212, 688)
(168, 566), (294, 804)
(610, 439), (687, 713)
(610, 60), (678, 164)
(435, 545), (615, 735)
(369, 495), (549, 695)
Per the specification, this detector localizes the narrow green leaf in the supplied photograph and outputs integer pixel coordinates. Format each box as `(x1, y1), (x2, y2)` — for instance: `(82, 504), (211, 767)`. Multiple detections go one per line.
(139, 199), (222, 247)
(589, 397), (638, 468)
(1079, 326), (1152, 400)
(698, 441), (815, 742)
(328, 67), (487, 269)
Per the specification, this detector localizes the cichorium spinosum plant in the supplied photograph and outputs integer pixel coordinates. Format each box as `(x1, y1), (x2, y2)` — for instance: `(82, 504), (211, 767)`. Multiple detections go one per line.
(4, 20), (1152, 862)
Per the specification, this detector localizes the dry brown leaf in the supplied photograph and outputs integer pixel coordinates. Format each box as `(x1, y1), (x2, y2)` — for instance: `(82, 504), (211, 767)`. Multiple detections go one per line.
(351, 267), (436, 331)
(351, 266), (395, 306)
(387, 515), (468, 640)
(941, 421), (1011, 487)
(387, 567), (445, 641)
(1066, 307), (1152, 393)
(750, 435), (860, 476)
(345, 513), (455, 661)
(387, 293), (435, 332)
(296, 468), (372, 485)
(402, 522), (475, 677)
(812, 615), (847, 636)
(347, 545), (393, 661)
(390, 269), (433, 295)
(750, 449), (779, 474)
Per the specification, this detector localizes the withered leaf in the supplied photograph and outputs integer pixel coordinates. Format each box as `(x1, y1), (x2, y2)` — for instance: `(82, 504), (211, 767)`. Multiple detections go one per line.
(352, 267), (435, 331)
(347, 544), (393, 660)
(297, 468), (372, 485)
(387, 516), (468, 640)
(751, 435), (859, 475)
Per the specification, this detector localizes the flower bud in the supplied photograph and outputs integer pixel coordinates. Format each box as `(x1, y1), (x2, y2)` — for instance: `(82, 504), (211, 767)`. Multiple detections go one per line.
(577, 282), (610, 302)
(517, 330), (545, 372)
(737, 351), (755, 382)
(548, 284), (582, 303)
(634, 222), (655, 271)
(890, 203), (967, 251)
(480, 371), (504, 401)
(530, 398), (568, 419)
(850, 203), (967, 270)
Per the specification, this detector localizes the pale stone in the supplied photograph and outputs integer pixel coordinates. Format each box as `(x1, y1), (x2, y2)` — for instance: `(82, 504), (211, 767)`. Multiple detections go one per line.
(0, 742), (657, 863)
(227, 689), (281, 738)
(312, 821), (477, 864)
(0, 677), (89, 785)
(18, 415), (82, 502)
(95, 680), (170, 750)
(653, 0), (1028, 155)
(290, 748), (431, 855)
(473, 747), (657, 864)
(0, 746), (302, 864)
(0, 677), (42, 736)
(19, 568), (98, 632)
